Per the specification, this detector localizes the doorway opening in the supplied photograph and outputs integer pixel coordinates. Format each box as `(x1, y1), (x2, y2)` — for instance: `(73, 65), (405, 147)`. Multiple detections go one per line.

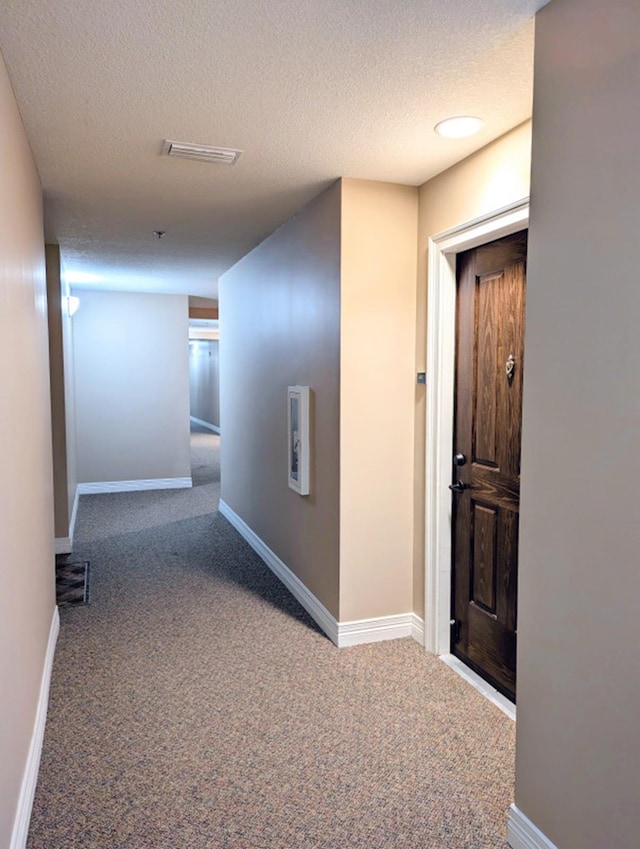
(424, 198), (529, 716)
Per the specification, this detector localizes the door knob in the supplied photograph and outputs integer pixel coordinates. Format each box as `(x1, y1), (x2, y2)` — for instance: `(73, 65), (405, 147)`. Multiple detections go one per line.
(454, 453), (466, 466)
(449, 480), (468, 492)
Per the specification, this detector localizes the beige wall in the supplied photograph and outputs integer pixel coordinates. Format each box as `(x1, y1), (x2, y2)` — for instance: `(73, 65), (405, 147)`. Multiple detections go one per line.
(220, 182), (342, 616)
(515, 2), (640, 846)
(414, 122), (532, 617)
(73, 290), (191, 483)
(339, 179), (418, 621)
(46, 244), (77, 540)
(0, 53), (56, 845)
(189, 339), (220, 429)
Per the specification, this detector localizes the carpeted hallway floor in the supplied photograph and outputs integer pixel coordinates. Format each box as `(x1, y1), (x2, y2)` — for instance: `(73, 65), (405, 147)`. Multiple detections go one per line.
(27, 426), (515, 849)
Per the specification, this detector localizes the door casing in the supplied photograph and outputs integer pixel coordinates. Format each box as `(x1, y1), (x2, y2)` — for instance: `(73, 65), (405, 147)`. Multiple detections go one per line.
(424, 198), (529, 656)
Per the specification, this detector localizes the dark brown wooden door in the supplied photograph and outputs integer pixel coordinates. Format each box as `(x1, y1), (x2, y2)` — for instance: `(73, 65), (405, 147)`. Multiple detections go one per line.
(451, 230), (527, 702)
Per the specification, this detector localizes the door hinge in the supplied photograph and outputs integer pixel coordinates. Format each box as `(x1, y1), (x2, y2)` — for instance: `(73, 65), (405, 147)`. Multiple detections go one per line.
(450, 618), (461, 644)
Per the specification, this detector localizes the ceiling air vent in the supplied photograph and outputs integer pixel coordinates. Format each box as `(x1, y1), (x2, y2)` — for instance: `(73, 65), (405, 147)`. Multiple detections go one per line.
(161, 140), (242, 165)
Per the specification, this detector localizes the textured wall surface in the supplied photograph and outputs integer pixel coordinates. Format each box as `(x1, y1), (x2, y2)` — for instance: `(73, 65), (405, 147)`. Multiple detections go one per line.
(0, 52), (56, 846)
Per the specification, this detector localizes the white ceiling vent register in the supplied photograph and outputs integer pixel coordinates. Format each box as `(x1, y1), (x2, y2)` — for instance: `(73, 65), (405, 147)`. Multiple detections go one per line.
(161, 140), (242, 164)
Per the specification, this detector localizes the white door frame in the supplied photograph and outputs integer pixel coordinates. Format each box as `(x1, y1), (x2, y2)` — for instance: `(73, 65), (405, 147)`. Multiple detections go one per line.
(424, 197), (530, 655)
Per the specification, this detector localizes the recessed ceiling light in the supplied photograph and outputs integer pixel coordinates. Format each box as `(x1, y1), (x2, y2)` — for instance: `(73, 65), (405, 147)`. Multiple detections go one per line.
(434, 116), (483, 139)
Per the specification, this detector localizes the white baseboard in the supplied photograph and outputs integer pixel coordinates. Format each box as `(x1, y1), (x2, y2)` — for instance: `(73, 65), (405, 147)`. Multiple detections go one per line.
(411, 613), (425, 644)
(54, 486), (79, 554)
(190, 416), (220, 434)
(338, 613), (418, 647)
(219, 499), (339, 644)
(218, 500), (425, 651)
(10, 606), (60, 849)
(54, 536), (71, 554)
(507, 805), (557, 849)
(77, 477), (192, 495)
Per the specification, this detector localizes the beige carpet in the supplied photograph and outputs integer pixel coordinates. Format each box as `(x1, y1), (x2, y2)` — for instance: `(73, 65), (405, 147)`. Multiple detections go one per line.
(28, 426), (515, 848)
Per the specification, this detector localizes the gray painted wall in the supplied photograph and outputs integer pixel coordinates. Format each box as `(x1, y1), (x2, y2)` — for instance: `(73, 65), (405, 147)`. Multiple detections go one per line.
(73, 290), (191, 484)
(189, 339), (220, 429)
(220, 182), (342, 616)
(515, 1), (640, 846)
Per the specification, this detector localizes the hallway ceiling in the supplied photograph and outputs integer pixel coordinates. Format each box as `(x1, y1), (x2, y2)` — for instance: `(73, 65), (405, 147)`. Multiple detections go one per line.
(0, 1), (549, 298)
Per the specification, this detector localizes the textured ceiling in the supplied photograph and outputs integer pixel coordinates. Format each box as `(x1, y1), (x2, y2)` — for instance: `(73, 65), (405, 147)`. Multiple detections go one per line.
(0, 0), (549, 298)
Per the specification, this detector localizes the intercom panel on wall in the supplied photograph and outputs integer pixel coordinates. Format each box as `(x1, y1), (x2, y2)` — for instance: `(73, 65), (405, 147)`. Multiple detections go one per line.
(287, 385), (310, 495)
